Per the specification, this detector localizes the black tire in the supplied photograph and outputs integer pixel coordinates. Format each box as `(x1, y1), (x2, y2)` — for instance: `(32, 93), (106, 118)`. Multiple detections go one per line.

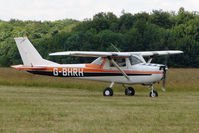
(125, 87), (135, 96)
(149, 90), (158, 97)
(103, 87), (113, 96)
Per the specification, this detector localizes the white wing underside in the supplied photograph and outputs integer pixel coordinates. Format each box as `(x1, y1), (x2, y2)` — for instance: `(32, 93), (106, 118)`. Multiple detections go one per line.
(49, 51), (183, 57)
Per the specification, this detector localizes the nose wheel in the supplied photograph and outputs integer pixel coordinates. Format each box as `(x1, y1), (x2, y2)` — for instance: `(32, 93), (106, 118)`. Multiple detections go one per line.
(149, 85), (158, 97)
(149, 90), (158, 97)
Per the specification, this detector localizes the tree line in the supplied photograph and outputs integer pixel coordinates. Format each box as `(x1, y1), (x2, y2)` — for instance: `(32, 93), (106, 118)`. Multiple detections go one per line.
(0, 7), (199, 67)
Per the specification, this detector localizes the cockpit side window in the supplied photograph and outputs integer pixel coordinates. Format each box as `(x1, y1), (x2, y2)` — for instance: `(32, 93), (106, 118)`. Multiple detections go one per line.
(130, 56), (143, 65)
(110, 58), (126, 67)
(91, 57), (104, 65)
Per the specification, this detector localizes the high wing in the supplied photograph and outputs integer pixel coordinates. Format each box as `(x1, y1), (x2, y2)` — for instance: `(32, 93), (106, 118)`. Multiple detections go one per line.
(49, 50), (183, 81)
(49, 50), (183, 57)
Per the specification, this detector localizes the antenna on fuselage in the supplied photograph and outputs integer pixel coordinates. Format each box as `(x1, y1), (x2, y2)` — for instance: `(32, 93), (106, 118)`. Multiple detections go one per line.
(111, 43), (120, 52)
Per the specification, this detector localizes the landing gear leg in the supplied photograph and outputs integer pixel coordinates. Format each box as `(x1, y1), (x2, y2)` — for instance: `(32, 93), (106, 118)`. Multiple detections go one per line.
(123, 84), (135, 96)
(103, 82), (114, 96)
(149, 84), (158, 97)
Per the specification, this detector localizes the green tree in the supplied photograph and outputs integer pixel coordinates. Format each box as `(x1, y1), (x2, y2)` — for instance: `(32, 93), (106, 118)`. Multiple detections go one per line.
(151, 10), (174, 29)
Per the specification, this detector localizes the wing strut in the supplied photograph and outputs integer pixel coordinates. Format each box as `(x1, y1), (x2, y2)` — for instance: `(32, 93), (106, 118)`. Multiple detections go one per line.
(109, 58), (130, 81)
(147, 57), (153, 63)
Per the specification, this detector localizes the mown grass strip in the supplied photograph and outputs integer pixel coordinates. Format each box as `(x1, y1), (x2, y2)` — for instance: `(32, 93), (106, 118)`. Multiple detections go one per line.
(0, 86), (199, 133)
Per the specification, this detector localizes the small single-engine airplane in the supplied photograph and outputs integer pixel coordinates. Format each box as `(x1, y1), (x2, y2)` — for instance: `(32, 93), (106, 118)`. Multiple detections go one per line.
(12, 37), (183, 97)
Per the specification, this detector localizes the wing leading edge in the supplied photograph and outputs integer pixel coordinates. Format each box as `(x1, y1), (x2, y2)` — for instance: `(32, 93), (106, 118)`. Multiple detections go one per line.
(49, 50), (183, 57)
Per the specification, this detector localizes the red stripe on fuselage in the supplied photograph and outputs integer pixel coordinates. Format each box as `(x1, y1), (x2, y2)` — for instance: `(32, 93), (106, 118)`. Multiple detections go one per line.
(12, 64), (163, 75)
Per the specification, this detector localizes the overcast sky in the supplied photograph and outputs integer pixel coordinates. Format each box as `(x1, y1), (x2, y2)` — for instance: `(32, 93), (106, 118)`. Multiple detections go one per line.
(0, 0), (199, 21)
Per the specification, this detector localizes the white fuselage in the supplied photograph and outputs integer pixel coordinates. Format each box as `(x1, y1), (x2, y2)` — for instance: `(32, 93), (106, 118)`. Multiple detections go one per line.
(30, 56), (164, 85)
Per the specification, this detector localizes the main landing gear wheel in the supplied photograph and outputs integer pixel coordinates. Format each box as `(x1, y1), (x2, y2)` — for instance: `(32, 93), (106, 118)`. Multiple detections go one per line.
(125, 87), (135, 96)
(103, 87), (113, 96)
(149, 90), (158, 97)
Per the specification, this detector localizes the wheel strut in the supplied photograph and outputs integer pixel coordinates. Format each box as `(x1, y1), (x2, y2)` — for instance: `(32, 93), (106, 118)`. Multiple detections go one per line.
(109, 82), (114, 88)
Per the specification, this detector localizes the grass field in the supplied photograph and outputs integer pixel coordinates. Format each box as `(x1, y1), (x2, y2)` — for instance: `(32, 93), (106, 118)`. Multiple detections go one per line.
(0, 68), (199, 132)
(0, 86), (199, 133)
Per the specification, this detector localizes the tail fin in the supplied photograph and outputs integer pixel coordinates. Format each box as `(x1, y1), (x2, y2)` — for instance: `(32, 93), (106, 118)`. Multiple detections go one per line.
(14, 37), (57, 66)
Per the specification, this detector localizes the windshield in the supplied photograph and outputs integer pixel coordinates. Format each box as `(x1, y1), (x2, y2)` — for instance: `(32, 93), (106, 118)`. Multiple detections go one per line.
(130, 56), (143, 65)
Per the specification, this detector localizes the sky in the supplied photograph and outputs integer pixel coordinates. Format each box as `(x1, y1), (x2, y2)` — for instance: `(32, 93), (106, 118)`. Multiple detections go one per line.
(0, 0), (199, 21)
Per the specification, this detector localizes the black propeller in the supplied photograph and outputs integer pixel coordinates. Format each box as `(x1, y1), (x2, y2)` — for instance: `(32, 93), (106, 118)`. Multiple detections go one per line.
(160, 65), (167, 91)
(162, 48), (169, 91)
